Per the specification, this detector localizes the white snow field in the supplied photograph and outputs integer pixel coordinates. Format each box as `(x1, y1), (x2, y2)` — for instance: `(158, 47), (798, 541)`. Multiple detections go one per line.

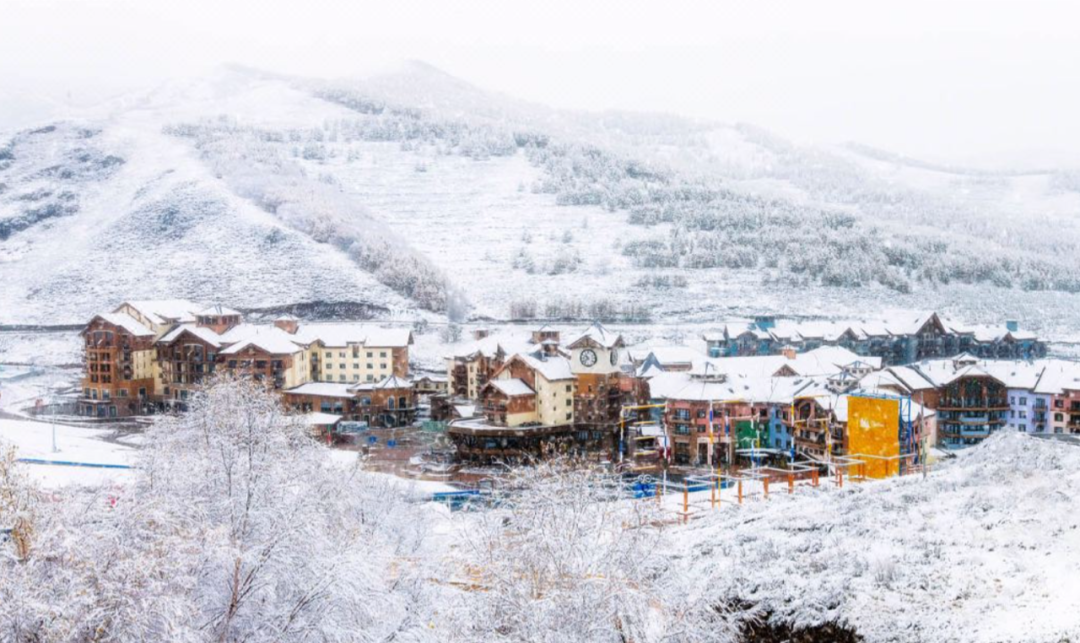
(673, 432), (1080, 642)
(0, 417), (134, 488)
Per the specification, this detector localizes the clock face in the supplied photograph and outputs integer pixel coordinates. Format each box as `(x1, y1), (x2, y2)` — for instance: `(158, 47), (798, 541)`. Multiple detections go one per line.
(580, 349), (598, 367)
(610, 349), (619, 366)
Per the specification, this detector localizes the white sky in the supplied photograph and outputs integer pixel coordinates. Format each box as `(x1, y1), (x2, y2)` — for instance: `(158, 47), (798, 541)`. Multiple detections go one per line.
(2, 0), (1078, 168)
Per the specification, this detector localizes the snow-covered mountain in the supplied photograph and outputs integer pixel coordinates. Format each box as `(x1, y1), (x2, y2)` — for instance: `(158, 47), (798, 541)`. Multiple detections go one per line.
(3, 63), (1080, 327)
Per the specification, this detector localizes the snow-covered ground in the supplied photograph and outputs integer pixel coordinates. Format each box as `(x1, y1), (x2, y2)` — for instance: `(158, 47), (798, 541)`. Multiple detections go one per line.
(670, 432), (1080, 642)
(0, 417), (134, 488)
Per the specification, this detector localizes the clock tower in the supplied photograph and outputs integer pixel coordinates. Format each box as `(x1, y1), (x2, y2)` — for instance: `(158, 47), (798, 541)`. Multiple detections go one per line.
(568, 322), (625, 375)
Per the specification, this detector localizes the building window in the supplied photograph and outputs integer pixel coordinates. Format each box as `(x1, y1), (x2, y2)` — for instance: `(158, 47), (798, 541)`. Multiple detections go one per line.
(367, 363), (373, 369)
(339, 363), (345, 370)
(353, 363), (359, 369)
(380, 352), (387, 358)
(380, 363), (388, 370)
(1020, 397), (1028, 406)
(326, 363), (333, 369)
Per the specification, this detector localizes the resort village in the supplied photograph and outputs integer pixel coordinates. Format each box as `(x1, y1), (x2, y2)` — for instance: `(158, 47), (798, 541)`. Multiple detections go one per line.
(71, 300), (1076, 476)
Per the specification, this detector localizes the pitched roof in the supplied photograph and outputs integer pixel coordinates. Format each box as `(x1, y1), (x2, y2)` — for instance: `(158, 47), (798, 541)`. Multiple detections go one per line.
(568, 322), (624, 349)
(293, 323), (413, 348)
(489, 378), (535, 397)
(158, 323), (226, 348)
(349, 375), (414, 392)
(218, 326), (305, 355)
(117, 300), (201, 325)
(514, 353), (575, 381)
(90, 312), (154, 337)
(688, 346), (875, 380)
(196, 304), (241, 316)
(649, 371), (816, 404)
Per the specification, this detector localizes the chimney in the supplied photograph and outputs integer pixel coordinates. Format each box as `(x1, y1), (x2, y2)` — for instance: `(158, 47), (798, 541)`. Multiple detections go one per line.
(275, 315), (299, 334)
(782, 346), (797, 360)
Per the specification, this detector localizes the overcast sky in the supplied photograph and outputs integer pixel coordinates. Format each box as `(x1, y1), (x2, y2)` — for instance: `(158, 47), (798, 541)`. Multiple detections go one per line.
(2, 0), (1078, 168)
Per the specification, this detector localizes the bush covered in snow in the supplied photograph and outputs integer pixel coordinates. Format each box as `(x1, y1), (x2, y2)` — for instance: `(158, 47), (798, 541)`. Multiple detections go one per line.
(0, 377), (437, 641)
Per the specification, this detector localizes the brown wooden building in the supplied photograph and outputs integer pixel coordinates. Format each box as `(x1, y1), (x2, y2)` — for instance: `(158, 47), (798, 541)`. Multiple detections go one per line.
(156, 325), (225, 411)
(78, 313), (158, 418)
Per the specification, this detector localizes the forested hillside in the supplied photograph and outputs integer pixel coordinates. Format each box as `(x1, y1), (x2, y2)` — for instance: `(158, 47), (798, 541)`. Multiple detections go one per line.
(2, 63), (1079, 325)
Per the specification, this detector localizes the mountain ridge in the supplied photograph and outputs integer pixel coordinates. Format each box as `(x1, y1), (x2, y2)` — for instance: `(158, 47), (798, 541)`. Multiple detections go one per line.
(2, 63), (1080, 327)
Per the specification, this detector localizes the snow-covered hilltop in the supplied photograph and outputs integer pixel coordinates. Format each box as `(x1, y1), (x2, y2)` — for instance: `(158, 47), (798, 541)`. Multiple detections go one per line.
(3, 63), (1080, 327)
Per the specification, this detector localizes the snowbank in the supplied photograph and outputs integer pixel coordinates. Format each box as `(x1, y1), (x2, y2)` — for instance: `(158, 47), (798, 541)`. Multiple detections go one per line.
(675, 432), (1080, 642)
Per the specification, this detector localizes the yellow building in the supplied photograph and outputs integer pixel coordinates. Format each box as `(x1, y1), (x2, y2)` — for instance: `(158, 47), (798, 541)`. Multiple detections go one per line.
(486, 353), (576, 427)
(291, 325), (413, 384)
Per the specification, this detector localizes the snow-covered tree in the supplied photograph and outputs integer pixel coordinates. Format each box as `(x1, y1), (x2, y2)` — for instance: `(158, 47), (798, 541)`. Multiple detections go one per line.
(445, 460), (672, 643)
(0, 377), (436, 642)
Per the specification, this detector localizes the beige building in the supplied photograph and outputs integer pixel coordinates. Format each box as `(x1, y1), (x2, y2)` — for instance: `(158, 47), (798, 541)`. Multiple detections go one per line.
(486, 353), (576, 427)
(288, 324), (413, 384)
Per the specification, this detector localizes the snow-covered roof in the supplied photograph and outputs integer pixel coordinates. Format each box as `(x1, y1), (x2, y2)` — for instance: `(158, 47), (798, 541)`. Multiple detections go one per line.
(689, 346), (876, 380)
(158, 323), (226, 348)
(636, 345), (704, 366)
(91, 312), (155, 337)
(903, 357), (1080, 395)
(196, 304), (241, 316)
(489, 378), (534, 397)
(912, 358), (1039, 389)
(300, 412), (342, 426)
(453, 404), (479, 419)
(650, 371), (816, 405)
(416, 374), (448, 383)
(117, 300), (201, 325)
(349, 375), (414, 391)
(714, 312), (1038, 346)
(218, 326), (305, 355)
(1033, 362), (1080, 395)
(285, 382), (355, 398)
(568, 322), (624, 349)
(294, 323), (413, 348)
(513, 353), (575, 381)
(445, 332), (536, 361)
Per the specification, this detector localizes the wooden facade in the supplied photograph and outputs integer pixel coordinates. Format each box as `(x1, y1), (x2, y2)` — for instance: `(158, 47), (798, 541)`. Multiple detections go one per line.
(220, 344), (303, 391)
(936, 373), (1008, 447)
(157, 329), (220, 410)
(79, 316), (157, 418)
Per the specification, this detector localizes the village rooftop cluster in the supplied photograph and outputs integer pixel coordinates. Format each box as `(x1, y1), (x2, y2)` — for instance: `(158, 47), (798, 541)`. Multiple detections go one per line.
(77, 302), (1075, 468)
